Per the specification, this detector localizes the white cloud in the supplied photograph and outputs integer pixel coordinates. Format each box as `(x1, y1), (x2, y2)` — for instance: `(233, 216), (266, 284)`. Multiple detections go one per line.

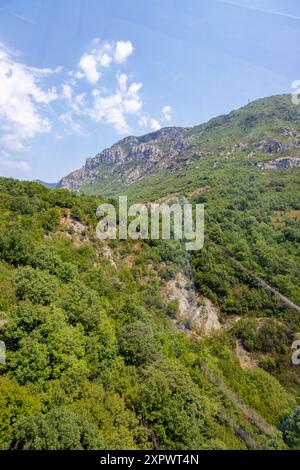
(98, 53), (112, 67)
(0, 135), (29, 152)
(162, 105), (172, 122)
(30, 65), (63, 76)
(88, 73), (143, 133)
(138, 115), (161, 131)
(77, 39), (133, 86)
(0, 37), (170, 156)
(114, 41), (134, 63)
(71, 92), (87, 113)
(61, 83), (87, 114)
(150, 119), (161, 131)
(138, 115), (148, 128)
(0, 43), (58, 151)
(79, 54), (101, 84)
(59, 112), (84, 135)
(62, 84), (72, 100)
(117, 73), (128, 92)
(0, 154), (30, 173)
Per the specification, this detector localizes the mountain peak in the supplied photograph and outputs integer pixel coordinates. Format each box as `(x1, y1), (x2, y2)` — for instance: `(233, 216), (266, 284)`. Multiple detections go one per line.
(58, 94), (300, 194)
(58, 126), (187, 191)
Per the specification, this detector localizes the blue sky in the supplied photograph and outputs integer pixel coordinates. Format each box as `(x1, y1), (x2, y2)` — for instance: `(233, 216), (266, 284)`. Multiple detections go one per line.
(0, 0), (299, 181)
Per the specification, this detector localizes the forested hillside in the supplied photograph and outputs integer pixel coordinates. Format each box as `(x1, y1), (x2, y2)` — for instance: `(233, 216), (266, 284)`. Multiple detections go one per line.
(60, 95), (300, 313)
(0, 178), (299, 450)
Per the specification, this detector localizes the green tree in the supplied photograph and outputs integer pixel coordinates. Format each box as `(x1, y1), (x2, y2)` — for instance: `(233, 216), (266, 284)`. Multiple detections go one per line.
(0, 226), (33, 266)
(8, 337), (50, 385)
(118, 321), (159, 367)
(138, 359), (214, 449)
(14, 267), (58, 305)
(0, 377), (41, 449)
(281, 407), (300, 449)
(13, 407), (100, 450)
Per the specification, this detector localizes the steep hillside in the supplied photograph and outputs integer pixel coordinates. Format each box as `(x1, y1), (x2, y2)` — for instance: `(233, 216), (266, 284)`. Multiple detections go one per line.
(58, 94), (300, 317)
(0, 178), (299, 450)
(58, 94), (300, 197)
(1, 95), (300, 450)
(58, 127), (188, 193)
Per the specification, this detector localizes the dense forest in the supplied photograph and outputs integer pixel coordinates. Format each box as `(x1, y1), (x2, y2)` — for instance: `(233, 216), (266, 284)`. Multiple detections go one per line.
(0, 177), (299, 450)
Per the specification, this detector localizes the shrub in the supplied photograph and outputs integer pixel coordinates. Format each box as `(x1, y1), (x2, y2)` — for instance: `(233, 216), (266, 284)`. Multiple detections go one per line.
(14, 267), (58, 305)
(0, 227), (33, 266)
(12, 407), (99, 450)
(281, 407), (300, 449)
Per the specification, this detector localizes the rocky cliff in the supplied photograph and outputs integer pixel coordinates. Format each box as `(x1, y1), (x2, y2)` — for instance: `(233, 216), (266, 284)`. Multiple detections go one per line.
(58, 127), (187, 190)
(58, 94), (300, 195)
(257, 157), (300, 170)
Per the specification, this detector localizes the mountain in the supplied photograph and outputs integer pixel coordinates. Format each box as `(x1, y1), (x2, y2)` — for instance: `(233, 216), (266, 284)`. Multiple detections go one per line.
(58, 127), (188, 193)
(58, 94), (300, 197)
(1, 94), (299, 450)
(34, 179), (58, 189)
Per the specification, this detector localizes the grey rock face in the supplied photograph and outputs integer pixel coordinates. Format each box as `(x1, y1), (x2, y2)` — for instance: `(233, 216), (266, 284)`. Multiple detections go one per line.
(57, 95), (300, 192)
(253, 139), (286, 153)
(257, 157), (300, 170)
(58, 127), (187, 190)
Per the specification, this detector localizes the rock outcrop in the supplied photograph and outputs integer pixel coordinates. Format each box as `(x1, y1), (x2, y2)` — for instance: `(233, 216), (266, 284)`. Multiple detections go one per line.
(164, 272), (221, 335)
(57, 95), (300, 193)
(257, 157), (300, 170)
(58, 127), (187, 190)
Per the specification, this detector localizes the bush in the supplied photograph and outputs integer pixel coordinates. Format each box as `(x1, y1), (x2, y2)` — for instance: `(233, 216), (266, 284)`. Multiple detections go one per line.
(13, 407), (99, 450)
(14, 267), (58, 305)
(41, 208), (60, 232)
(0, 377), (41, 449)
(165, 300), (179, 318)
(0, 227), (33, 266)
(118, 321), (159, 366)
(9, 196), (35, 215)
(281, 407), (300, 449)
(234, 318), (292, 353)
(31, 247), (76, 282)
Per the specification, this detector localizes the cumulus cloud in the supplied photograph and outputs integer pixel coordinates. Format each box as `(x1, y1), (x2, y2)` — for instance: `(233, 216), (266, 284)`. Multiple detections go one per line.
(162, 105), (172, 122)
(0, 37), (172, 157)
(77, 39), (134, 85)
(89, 73), (143, 133)
(98, 53), (112, 67)
(138, 115), (161, 132)
(114, 41), (134, 63)
(62, 83), (72, 101)
(138, 115), (148, 128)
(78, 54), (101, 85)
(0, 43), (58, 151)
(150, 119), (161, 131)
